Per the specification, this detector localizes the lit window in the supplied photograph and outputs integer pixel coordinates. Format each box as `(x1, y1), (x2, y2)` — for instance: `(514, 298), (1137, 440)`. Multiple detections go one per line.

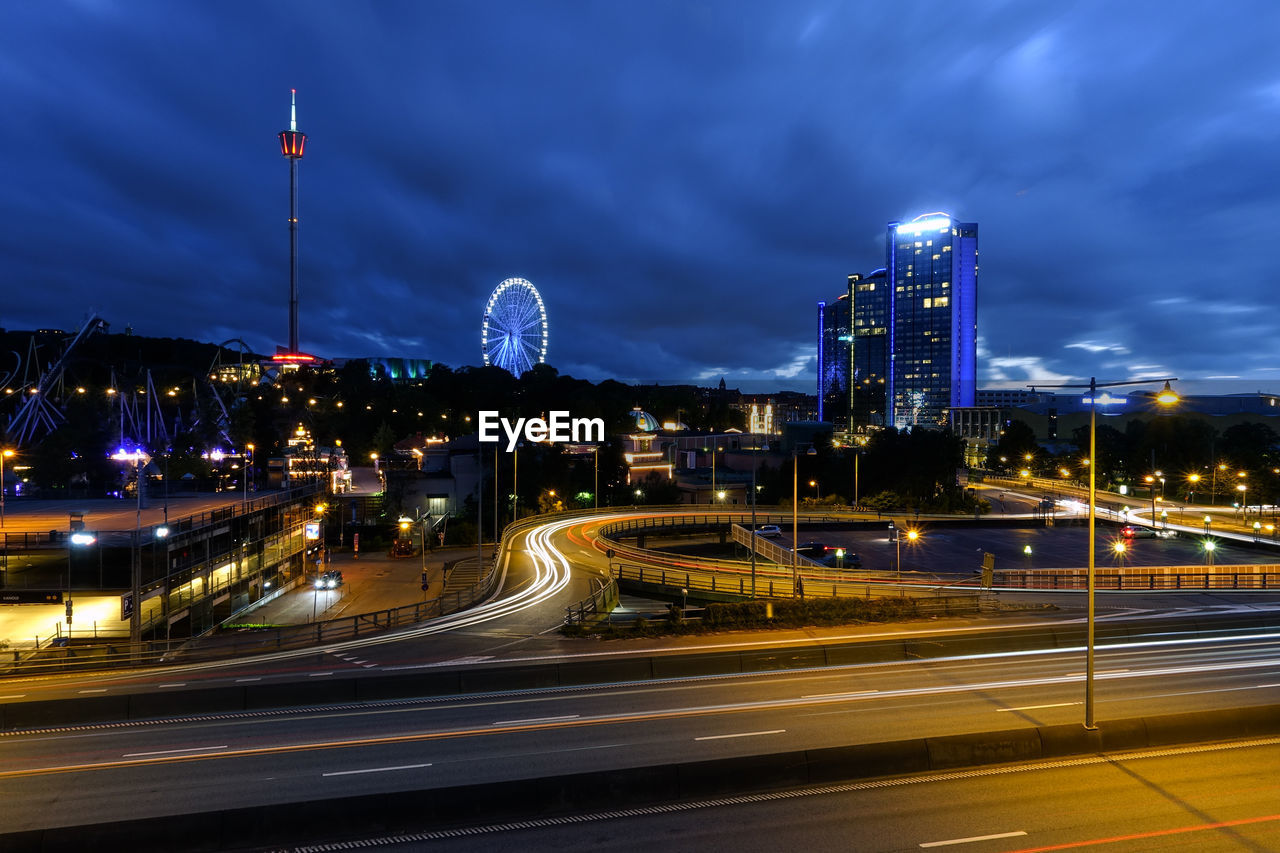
(923, 298), (932, 308)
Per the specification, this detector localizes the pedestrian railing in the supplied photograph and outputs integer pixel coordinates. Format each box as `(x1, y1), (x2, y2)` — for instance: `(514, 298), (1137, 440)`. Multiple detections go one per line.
(564, 576), (619, 624)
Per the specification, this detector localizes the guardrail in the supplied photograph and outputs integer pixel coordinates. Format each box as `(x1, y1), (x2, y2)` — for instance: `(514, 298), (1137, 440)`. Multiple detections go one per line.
(995, 564), (1280, 591)
(612, 560), (985, 603)
(564, 575), (619, 624)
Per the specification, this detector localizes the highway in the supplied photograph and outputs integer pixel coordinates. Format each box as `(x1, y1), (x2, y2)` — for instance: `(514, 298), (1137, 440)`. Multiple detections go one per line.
(3, 626), (1280, 833)
(395, 737), (1280, 852)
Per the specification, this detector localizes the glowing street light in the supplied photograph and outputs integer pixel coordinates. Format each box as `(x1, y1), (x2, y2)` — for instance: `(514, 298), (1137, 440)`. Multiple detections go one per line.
(1204, 539), (1216, 566)
(1029, 375), (1177, 731)
(0, 448), (13, 529)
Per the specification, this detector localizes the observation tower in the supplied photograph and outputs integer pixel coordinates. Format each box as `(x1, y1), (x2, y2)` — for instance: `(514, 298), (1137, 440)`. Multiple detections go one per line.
(277, 89), (307, 356)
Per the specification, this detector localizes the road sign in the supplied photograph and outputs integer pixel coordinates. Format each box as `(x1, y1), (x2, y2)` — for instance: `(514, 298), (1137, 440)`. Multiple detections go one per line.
(121, 591), (134, 621)
(65, 599), (73, 625)
(981, 552), (996, 589)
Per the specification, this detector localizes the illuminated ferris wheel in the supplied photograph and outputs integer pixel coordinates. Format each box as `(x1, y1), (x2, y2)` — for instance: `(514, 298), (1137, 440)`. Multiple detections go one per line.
(481, 277), (548, 376)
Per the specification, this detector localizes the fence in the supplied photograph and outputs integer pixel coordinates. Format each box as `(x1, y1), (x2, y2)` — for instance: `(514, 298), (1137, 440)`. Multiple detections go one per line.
(564, 576), (619, 624)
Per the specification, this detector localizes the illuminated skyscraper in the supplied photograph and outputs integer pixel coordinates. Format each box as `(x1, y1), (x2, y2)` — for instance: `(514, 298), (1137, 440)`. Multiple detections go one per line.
(886, 213), (977, 429)
(849, 269), (889, 430)
(816, 294), (851, 429)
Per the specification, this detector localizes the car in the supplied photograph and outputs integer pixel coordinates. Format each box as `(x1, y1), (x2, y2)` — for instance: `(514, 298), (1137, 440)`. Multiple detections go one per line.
(314, 570), (344, 590)
(1121, 525), (1161, 539)
(755, 525), (782, 538)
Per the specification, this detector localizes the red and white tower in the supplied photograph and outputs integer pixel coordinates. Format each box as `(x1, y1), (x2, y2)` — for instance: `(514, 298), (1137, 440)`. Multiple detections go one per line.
(278, 89), (307, 355)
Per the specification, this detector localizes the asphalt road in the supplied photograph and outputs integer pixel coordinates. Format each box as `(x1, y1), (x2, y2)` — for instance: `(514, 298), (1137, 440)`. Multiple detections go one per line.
(3, 626), (1280, 832)
(373, 738), (1280, 852)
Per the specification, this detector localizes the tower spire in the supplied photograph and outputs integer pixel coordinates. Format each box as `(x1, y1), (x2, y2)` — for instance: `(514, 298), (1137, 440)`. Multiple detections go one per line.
(278, 89), (308, 355)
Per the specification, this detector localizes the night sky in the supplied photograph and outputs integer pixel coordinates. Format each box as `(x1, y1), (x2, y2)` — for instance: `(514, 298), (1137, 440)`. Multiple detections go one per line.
(3, 2), (1278, 393)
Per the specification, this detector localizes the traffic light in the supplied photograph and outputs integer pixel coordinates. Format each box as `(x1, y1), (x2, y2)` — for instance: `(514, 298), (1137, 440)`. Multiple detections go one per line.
(65, 599), (73, 625)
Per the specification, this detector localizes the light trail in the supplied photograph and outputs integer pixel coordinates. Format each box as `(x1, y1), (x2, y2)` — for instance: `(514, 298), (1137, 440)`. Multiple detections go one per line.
(5, 652), (1279, 780)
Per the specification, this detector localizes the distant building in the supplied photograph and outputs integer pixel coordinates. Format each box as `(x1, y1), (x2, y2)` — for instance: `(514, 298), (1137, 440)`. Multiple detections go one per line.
(849, 269), (890, 431)
(816, 294), (851, 430)
(886, 213), (977, 430)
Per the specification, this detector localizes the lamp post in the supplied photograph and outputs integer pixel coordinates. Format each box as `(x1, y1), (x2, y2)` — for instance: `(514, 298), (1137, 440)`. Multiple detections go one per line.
(243, 443), (254, 504)
(750, 434), (759, 598)
(111, 448), (152, 643)
(809, 479), (820, 502)
(1212, 462), (1227, 505)
(1187, 472), (1200, 504)
(1237, 482), (1248, 521)
(853, 436), (867, 509)
(896, 528), (920, 585)
(0, 448), (13, 529)
(1029, 376), (1177, 730)
(1204, 539), (1216, 566)
(792, 445), (817, 597)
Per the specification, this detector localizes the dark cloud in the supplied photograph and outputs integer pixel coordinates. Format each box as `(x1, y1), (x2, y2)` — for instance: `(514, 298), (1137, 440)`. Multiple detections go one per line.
(2, 0), (1279, 392)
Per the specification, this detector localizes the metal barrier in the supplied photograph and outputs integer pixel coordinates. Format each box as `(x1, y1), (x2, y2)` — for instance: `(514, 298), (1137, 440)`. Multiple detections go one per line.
(610, 562), (987, 612)
(564, 576), (619, 624)
(995, 565), (1280, 591)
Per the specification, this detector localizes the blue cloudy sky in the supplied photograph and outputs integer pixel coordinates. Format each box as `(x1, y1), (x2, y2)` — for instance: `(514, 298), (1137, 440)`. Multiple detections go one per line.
(3, 1), (1279, 392)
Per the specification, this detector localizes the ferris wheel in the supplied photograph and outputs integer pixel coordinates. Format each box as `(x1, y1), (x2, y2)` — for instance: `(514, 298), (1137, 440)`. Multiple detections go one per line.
(482, 277), (548, 376)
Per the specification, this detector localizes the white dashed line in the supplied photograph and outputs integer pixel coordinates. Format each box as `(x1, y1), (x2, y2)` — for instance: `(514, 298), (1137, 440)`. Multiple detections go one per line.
(695, 730), (786, 741)
(491, 715), (579, 726)
(123, 745), (228, 758)
(920, 831), (1028, 847)
(322, 763), (432, 777)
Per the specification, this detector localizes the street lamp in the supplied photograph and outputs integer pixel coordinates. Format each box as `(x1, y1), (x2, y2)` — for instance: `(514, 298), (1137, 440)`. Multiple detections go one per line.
(1204, 515), (1212, 535)
(1212, 462), (1228, 505)
(809, 479), (820, 502)
(1238, 482), (1248, 520)
(1187, 472), (1200, 504)
(792, 445), (818, 597)
(1204, 539), (1216, 566)
(853, 436), (868, 509)
(896, 528), (920, 584)
(243, 443), (255, 504)
(0, 448), (13, 529)
(1030, 375), (1177, 731)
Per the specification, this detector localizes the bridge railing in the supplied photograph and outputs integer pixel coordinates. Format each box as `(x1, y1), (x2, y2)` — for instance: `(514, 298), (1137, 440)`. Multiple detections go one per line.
(994, 565), (1280, 591)
(564, 575), (619, 625)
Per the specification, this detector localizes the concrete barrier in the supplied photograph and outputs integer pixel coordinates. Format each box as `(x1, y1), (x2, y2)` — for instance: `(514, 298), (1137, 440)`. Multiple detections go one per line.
(5, 703), (1279, 852)
(1, 613), (1275, 733)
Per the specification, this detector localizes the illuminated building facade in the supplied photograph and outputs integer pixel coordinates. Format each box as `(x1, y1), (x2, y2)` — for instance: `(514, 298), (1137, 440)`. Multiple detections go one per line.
(849, 269), (889, 431)
(886, 214), (977, 429)
(816, 295), (851, 430)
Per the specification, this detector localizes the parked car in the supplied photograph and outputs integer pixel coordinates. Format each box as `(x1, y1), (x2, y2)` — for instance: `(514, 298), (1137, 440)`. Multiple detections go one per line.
(755, 525), (782, 538)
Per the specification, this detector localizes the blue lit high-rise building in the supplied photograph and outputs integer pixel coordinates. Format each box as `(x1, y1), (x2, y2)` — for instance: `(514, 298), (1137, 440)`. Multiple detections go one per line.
(816, 294), (851, 430)
(849, 269), (889, 430)
(886, 213), (977, 429)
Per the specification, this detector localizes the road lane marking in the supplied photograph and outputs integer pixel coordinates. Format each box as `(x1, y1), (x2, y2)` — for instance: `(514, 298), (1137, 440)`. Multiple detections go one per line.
(997, 702), (1081, 712)
(323, 763), (433, 777)
(158, 683), (186, 688)
(921, 831), (1028, 847)
(802, 691), (879, 699)
(309, 672), (333, 677)
(77, 689), (107, 694)
(1003, 812), (1280, 852)
(491, 715), (579, 726)
(695, 730), (786, 741)
(235, 678), (261, 682)
(123, 746), (228, 758)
